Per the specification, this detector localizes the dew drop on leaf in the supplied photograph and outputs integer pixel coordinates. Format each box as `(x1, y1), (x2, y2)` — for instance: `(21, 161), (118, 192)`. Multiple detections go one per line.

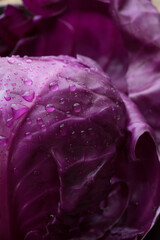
(49, 82), (59, 91)
(26, 59), (32, 63)
(24, 80), (33, 86)
(73, 103), (81, 113)
(60, 98), (64, 104)
(60, 124), (67, 136)
(25, 132), (32, 140)
(0, 136), (8, 146)
(45, 104), (55, 112)
(41, 124), (46, 132)
(7, 57), (15, 64)
(22, 90), (35, 102)
(70, 84), (76, 92)
(4, 96), (11, 101)
(37, 118), (43, 125)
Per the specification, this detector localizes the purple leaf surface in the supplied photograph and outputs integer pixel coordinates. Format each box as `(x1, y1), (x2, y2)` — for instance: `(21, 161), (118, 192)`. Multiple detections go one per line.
(0, 55), (159, 240)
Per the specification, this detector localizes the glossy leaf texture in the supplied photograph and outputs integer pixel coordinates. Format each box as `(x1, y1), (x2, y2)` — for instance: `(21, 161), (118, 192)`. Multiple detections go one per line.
(109, 0), (160, 145)
(0, 56), (160, 240)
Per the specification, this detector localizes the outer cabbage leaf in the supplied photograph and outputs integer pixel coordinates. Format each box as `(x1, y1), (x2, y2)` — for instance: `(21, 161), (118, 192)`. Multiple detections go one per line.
(22, 0), (67, 17)
(0, 56), (160, 240)
(0, 5), (32, 56)
(126, 48), (160, 143)
(0, 1), (129, 92)
(110, 0), (160, 48)
(109, 0), (160, 145)
(109, 3), (160, 237)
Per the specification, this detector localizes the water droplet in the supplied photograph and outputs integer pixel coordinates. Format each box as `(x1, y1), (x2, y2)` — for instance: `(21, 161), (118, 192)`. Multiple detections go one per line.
(22, 90), (35, 102)
(55, 116), (59, 122)
(59, 98), (64, 104)
(26, 118), (31, 124)
(7, 104), (29, 127)
(71, 131), (77, 139)
(60, 124), (67, 136)
(49, 82), (58, 91)
(111, 87), (116, 93)
(88, 127), (94, 136)
(85, 68), (90, 72)
(4, 96), (11, 101)
(37, 118), (43, 125)
(66, 111), (71, 117)
(24, 80), (33, 85)
(7, 57), (15, 64)
(57, 73), (64, 79)
(25, 132), (32, 140)
(36, 95), (41, 101)
(41, 124), (46, 132)
(45, 104), (55, 113)
(116, 101), (119, 106)
(117, 115), (120, 121)
(0, 136), (8, 146)
(11, 104), (28, 118)
(26, 59), (32, 63)
(47, 214), (55, 226)
(73, 103), (81, 113)
(6, 117), (12, 126)
(70, 84), (76, 92)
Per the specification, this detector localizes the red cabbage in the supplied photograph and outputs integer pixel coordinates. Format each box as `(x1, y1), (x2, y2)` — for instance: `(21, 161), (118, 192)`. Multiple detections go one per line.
(0, 55), (159, 240)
